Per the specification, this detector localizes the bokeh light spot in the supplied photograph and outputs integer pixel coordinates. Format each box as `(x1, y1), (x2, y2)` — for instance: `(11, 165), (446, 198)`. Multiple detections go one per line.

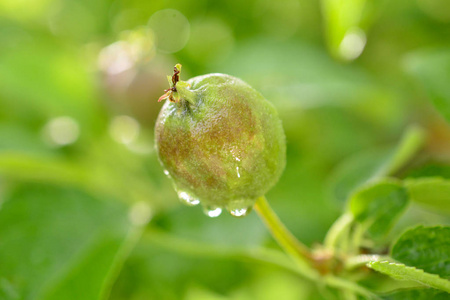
(43, 116), (80, 146)
(99, 42), (135, 75)
(109, 115), (140, 145)
(128, 201), (152, 226)
(98, 27), (155, 75)
(148, 9), (190, 53)
(338, 27), (367, 61)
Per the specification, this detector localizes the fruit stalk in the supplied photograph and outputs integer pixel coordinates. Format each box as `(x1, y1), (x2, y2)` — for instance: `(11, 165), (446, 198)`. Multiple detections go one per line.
(254, 196), (312, 265)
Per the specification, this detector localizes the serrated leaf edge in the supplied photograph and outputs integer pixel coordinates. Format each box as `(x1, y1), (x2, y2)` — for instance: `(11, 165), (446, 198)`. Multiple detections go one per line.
(367, 261), (450, 293)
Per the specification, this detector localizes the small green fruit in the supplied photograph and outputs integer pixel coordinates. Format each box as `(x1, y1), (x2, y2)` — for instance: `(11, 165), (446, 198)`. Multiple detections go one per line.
(155, 64), (286, 217)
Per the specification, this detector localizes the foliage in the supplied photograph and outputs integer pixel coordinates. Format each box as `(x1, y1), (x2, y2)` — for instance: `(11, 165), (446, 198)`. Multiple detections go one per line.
(1, 0), (450, 299)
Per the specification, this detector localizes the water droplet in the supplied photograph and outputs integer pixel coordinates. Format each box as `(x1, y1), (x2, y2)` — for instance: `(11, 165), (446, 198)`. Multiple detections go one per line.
(229, 207), (248, 217)
(163, 169), (171, 177)
(226, 199), (255, 218)
(204, 206), (222, 218)
(178, 191), (200, 206)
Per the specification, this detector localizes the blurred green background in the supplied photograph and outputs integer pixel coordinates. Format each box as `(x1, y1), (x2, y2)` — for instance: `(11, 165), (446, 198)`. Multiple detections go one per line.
(1, 0), (450, 299)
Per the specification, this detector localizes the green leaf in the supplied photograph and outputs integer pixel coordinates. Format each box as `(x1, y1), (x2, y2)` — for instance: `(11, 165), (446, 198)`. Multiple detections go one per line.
(0, 151), (165, 211)
(329, 126), (425, 203)
(0, 37), (102, 130)
(348, 179), (409, 238)
(405, 164), (450, 180)
(328, 149), (389, 203)
(391, 226), (450, 279)
(368, 261), (450, 293)
(381, 288), (449, 300)
(215, 38), (391, 111)
(0, 183), (140, 300)
(404, 178), (450, 214)
(0, 124), (50, 154)
(404, 48), (450, 123)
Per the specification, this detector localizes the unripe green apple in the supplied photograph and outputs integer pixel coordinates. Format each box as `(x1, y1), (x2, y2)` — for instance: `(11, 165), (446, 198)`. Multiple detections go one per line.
(155, 64), (286, 217)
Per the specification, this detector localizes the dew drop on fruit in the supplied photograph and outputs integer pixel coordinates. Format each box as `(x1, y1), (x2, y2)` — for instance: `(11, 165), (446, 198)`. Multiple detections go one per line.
(203, 206), (222, 218)
(229, 207), (249, 217)
(163, 169), (171, 177)
(177, 191), (200, 206)
(226, 199), (254, 217)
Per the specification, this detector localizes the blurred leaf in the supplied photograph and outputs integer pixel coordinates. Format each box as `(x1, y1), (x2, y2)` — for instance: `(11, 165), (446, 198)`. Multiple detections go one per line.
(47, 0), (111, 42)
(244, 269), (313, 300)
(152, 205), (267, 248)
(404, 48), (450, 123)
(142, 228), (302, 276)
(405, 177), (450, 214)
(184, 17), (234, 64)
(0, 153), (87, 186)
(183, 268), (313, 300)
(0, 124), (49, 154)
(391, 226), (450, 279)
(184, 287), (229, 300)
(0, 33), (103, 133)
(0, 0), (51, 22)
(367, 261), (450, 293)
(321, 0), (377, 60)
(0, 150), (167, 211)
(112, 229), (318, 300)
(405, 164), (450, 179)
(381, 288), (449, 300)
(110, 234), (253, 300)
(0, 183), (138, 300)
(329, 149), (389, 203)
(348, 179), (409, 238)
(214, 38), (394, 112)
(329, 125), (425, 203)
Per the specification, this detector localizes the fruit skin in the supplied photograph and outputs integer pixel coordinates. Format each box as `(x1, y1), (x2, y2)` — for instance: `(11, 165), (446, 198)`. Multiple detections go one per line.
(155, 71), (286, 210)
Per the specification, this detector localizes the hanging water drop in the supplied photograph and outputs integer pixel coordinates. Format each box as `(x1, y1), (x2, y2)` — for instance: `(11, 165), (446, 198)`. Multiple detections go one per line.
(204, 206), (222, 218)
(226, 199), (254, 217)
(177, 191), (200, 206)
(229, 207), (249, 217)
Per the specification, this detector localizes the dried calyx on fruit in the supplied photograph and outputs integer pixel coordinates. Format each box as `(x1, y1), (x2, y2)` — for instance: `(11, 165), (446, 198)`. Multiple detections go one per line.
(155, 64), (286, 217)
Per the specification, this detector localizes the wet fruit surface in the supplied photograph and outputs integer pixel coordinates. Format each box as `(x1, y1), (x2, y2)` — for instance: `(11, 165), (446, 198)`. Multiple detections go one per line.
(155, 65), (286, 217)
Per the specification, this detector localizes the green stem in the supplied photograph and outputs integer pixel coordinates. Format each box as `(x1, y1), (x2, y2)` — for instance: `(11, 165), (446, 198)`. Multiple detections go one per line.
(177, 82), (197, 105)
(101, 225), (146, 300)
(349, 223), (366, 255)
(254, 196), (312, 265)
(324, 213), (354, 252)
